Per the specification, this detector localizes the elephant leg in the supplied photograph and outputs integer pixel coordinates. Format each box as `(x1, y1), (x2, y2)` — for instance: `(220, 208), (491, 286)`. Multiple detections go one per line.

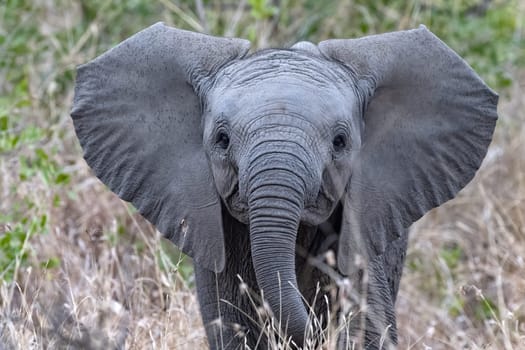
(295, 221), (342, 344)
(195, 209), (266, 349)
(195, 265), (248, 350)
(383, 233), (409, 303)
(338, 256), (398, 350)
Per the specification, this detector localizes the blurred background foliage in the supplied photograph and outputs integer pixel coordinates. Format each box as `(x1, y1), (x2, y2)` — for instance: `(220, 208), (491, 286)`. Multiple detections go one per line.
(0, 0), (524, 348)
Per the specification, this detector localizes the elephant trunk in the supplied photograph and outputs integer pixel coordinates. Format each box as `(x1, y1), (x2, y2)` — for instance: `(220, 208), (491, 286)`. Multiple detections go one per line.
(247, 147), (310, 346)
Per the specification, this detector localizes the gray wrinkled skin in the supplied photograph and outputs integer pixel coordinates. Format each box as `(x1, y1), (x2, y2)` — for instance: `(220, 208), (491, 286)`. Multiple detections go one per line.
(200, 49), (364, 226)
(71, 23), (498, 349)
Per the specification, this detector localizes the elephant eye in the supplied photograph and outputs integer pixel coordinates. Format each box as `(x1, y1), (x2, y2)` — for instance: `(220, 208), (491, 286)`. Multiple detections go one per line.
(332, 133), (347, 152)
(216, 131), (230, 150)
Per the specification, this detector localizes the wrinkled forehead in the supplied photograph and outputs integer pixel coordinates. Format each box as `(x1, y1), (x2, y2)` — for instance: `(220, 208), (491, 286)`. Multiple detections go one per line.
(207, 50), (358, 118)
(218, 50), (351, 88)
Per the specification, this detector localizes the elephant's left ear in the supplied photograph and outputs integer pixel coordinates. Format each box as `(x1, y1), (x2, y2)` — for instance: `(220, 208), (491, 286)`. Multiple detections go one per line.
(71, 23), (250, 272)
(319, 26), (498, 274)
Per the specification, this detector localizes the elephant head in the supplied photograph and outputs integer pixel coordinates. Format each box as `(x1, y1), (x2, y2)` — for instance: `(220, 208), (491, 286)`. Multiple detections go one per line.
(71, 23), (498, 346)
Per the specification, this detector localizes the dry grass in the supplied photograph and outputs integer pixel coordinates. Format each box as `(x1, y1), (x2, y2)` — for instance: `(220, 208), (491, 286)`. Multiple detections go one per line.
(1, 163), (208, 349)
(1, 1), (524, 349)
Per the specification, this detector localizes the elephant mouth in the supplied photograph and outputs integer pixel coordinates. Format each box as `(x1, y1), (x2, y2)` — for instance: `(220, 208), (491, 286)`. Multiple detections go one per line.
(225, 181), (338, 226)
(302, 185), (337, 225)
(224, 183), (249, 223)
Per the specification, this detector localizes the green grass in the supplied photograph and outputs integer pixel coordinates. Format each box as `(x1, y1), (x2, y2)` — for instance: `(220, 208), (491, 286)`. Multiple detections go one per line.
(0, 0), (524, 349)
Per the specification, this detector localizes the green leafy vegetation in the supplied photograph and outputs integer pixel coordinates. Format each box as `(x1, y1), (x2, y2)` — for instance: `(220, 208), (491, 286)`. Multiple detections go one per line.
(0, 214), (49, 281)
(440, 244), (463, 271)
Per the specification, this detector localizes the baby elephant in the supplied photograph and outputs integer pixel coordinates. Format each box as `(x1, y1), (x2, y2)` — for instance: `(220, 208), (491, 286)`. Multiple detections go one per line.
(71, 23), (498, 349)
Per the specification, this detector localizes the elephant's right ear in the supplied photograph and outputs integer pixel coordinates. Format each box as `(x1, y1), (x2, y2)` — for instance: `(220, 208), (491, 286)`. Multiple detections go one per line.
(71, 23), (250, 272)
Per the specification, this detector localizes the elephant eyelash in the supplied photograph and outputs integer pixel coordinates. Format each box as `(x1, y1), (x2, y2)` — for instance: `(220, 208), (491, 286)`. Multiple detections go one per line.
(332, 123), (351, 154)
(332, 133), (347, 152)
(215, 130), (230, 150)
